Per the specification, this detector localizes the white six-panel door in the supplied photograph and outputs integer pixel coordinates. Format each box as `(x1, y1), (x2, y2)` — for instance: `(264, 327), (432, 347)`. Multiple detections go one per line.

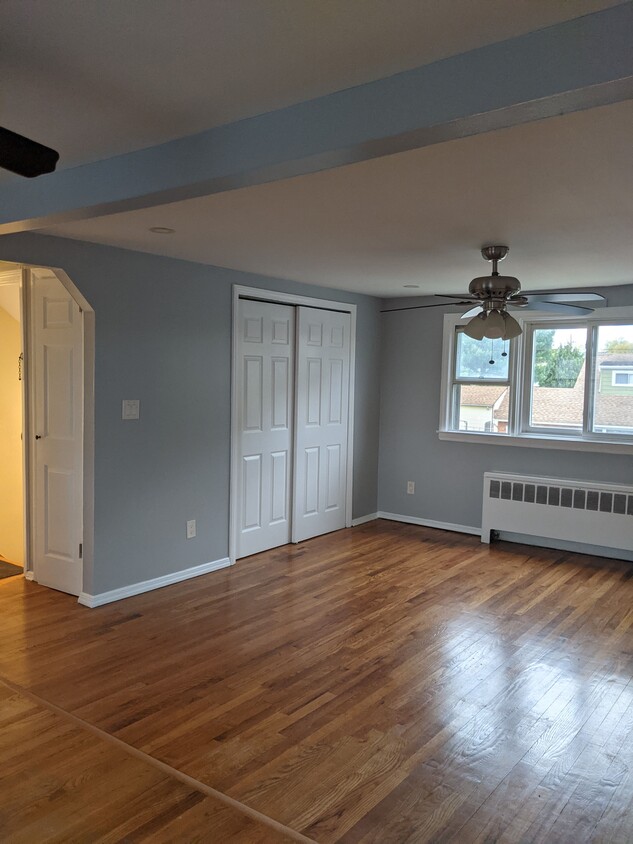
(237, 300), (295, 558)
(32, 273), (84, 595)
(293, 307), (350, 543)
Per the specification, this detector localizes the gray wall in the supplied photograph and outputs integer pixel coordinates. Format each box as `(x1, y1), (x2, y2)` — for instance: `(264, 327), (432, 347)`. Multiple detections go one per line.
(378, 285), (633, 528)
(0, 233), (381, 594)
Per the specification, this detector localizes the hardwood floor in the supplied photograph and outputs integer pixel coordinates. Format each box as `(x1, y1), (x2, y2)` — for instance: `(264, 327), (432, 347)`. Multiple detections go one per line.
(1, 519), (632, 842)
(0, 682), (295, 843)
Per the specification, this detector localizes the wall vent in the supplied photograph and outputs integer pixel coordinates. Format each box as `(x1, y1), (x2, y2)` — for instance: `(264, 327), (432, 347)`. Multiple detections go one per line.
(488, 476), (633, 517)
(482, 472), (633, 556)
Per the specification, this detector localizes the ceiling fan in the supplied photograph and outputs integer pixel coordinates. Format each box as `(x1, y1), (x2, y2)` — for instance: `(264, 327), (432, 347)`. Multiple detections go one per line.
(385, 246), (605, 340)
(0, 127), (59, 177)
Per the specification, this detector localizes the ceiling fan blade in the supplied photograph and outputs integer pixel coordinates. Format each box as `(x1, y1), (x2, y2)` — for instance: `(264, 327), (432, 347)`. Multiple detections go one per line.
(523, 301), (594, 315)
(519, 292), (606, 303)
(460, 305), (483, 319)
(0, 126), (60, 177)
(381, 300), (474, 313)
(434, 294), (478, 300)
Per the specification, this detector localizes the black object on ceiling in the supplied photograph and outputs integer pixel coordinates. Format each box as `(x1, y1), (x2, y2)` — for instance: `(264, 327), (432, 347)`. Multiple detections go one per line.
(0, 127), (59, 177)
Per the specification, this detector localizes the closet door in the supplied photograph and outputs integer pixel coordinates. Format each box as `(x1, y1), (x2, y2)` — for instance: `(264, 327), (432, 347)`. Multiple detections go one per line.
(293, 307), (351, 542)
(237, 300), (295, 558)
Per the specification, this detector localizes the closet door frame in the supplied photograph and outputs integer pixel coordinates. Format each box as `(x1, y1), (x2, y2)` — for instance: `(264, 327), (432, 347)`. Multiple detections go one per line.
(229, 285), (356, 564)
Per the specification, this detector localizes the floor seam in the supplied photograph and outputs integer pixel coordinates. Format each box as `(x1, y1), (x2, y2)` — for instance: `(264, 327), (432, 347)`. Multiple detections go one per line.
(0, 673), (316, 844)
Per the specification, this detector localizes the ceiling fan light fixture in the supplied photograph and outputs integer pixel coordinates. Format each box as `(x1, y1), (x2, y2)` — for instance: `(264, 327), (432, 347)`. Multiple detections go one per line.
(463, 311), (488, 340)
(501, 311), (522, 339)
(391, 244), (605, 326)
(482, 308), (505, 339)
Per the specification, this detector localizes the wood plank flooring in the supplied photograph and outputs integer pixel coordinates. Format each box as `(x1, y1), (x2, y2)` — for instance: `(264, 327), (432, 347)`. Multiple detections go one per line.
(1, 519), (632, 842)
(0, 682), (295, 843)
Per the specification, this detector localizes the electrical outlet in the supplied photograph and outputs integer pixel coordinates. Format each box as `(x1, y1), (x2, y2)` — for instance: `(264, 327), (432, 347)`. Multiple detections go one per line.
(407, 481), (415, 495)
(186, 519), (196, 539)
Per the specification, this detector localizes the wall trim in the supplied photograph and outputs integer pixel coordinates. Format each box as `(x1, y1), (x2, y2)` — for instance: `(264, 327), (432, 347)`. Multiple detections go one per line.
(351, 513), (378, 526)
(377, 511), (481, 536)
(78, 557), (232, 608)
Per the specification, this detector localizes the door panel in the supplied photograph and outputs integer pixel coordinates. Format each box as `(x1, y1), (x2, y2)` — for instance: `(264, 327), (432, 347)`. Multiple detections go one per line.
(237, 300), (295, 558)
(270, 451), (289, 523)
(328, 359), (343, 423)
(242, 454), (262, 530)
(32, 273), (83, 595)
(293, 308), (350, 542)
(325, 444), (341, 511)
(244, 356), (263, 430)
(271, 358), (290, 428)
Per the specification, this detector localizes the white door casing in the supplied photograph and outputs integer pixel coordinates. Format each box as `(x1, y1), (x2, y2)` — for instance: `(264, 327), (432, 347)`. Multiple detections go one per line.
(236, 299), (295, 558)
(293, 307), (351, 543)
(32, 273), (83, 595)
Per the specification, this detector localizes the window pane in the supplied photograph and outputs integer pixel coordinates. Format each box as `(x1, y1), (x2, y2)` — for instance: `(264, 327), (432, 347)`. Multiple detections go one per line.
(455, 330), (509, 380)
(529, 327), (586, 430)
(593, 324), (633, 436)
(454, 384), (509, 433)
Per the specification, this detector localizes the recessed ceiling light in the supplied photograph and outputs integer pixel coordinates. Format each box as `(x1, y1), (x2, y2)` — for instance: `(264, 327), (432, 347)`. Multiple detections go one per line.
(403, 284), (420, 289)
(149, 226), (175, 234)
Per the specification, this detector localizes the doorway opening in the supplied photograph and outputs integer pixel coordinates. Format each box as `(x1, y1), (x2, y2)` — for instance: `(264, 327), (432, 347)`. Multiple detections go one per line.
(0, 267), (25, 580)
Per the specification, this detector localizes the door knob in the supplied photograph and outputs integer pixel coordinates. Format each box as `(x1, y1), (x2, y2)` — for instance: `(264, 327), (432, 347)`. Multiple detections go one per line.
(35, 435), (42, 439)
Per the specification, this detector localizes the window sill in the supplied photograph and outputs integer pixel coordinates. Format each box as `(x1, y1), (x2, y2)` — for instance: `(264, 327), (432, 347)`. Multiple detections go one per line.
(438, 430), (633, 455)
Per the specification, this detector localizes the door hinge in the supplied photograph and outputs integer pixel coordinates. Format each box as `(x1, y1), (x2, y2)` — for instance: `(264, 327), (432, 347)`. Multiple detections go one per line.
(79, 543), (83, 559)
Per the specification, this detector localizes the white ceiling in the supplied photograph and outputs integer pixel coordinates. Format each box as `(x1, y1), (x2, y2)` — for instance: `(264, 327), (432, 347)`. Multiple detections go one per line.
(0, 0), (622, 180)
(41, 101), (633, 297)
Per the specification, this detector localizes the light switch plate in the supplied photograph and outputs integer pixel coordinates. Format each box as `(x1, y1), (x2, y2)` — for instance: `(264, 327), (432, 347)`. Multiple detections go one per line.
(122, 399), (140, 420)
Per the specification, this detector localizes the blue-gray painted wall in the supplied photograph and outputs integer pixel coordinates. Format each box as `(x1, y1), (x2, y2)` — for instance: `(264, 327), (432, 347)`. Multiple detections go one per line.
(0, 233), (381, 594)
(1, 230), (631, 596)
(378, 285), (633, 528)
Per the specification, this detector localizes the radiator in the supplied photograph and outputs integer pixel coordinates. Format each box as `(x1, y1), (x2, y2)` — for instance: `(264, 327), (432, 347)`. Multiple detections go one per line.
(481, 472), (633, 555)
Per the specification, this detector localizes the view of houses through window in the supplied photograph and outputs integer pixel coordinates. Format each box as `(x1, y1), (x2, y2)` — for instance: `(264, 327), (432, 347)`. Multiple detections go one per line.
(593, 324), (633, 435)
(454, 331), (510, 434)
(528, 326), (586, 431)
(451, 321), (633, 439)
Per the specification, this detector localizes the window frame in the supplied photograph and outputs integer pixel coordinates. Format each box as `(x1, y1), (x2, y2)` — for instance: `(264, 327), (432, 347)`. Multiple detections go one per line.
(450, 328), (512, 435)
(439, 306), (633, 454)
(612, 371), (633, 386)
(520, 320), (590, 438)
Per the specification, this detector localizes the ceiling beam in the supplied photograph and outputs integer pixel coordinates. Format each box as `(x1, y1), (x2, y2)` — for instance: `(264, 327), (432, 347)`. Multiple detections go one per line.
(1, 3), (632, 234)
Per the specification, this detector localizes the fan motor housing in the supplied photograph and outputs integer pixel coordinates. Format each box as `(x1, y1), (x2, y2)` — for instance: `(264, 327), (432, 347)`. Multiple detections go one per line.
(469, 275), (521, 299)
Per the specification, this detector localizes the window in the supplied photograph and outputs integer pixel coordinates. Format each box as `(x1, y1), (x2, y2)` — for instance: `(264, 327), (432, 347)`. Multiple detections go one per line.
(450, 330), (510, 434)
(440, 312), (633, 450)
(526, 326), (587, 433)
(593, 323), (633, 435)
(613, 372), (633, 386)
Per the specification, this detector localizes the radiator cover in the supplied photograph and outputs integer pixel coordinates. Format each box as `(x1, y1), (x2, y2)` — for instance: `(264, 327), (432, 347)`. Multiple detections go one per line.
(481, 472), (633, 554)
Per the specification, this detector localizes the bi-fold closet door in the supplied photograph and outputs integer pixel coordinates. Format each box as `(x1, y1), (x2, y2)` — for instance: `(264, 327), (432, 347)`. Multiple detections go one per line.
(236, 299), (351, 558)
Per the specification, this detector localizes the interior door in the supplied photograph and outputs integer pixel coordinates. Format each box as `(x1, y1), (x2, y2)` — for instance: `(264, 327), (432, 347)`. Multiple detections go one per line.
(293, 307), (350, 542)
(237, 299), (295, 558)
(32, 272), (83, 595)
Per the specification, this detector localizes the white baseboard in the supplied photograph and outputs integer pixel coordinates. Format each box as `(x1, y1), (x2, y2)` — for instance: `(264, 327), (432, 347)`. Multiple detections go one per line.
(377, 511), (481, 536)
(78, 557), (232, 608)
(351, 512), (378, 527)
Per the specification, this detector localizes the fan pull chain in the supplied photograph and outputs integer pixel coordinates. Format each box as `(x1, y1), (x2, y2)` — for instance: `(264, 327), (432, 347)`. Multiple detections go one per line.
(489, 339), (495, 366)
(502, 340), (508, 358)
